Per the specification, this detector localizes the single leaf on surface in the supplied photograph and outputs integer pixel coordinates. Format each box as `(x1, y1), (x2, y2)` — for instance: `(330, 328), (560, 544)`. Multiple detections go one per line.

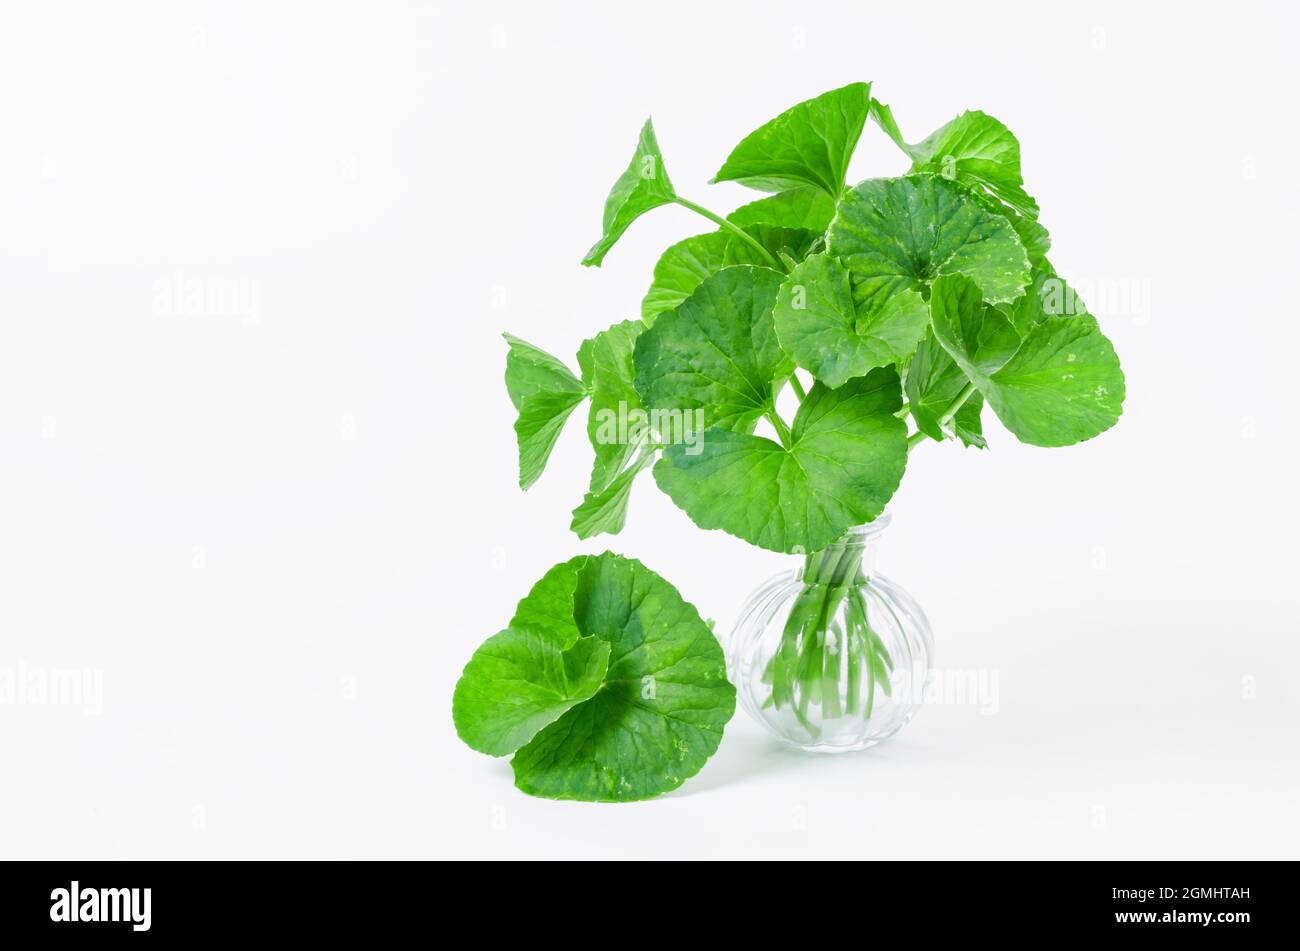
(510, 553), (735, 802)
(634, 266), (793, 432)
(640, 230), (774, 325)
(510, 557), (587, 647)
(774, 252), (929, 388)
(582, 119), (677, 267)
(569, 445), (656, 539)
(728, 188), (837, 232)
(504, 335), (587, 490)
(905, 329), (987, 448)
(828, 175), (1031, 322)
(929, 274), (1124, 447)
(452, 628), (610, 757)
(653, 368), (908, 553)
(577, 319), (645, 491)
(712, 82), (872, 197)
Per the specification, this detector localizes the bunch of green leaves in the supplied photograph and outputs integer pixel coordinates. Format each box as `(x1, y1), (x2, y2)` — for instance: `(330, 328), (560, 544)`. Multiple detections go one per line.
(503, 82), (1124, 555)
(453, 552), (735, 801)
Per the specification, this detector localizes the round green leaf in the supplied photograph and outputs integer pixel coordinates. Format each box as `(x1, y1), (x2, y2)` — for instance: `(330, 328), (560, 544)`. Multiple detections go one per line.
(929, 274), (1124, 448)
(634, 266), (793, 433)
(510, 553), (735, 802)
(827, 174), (1030, 321)
(653, 368), (908, 553)
(774, 252), (929, 388)
(453, 629), (610, 757)
(641, 231), (774, 325)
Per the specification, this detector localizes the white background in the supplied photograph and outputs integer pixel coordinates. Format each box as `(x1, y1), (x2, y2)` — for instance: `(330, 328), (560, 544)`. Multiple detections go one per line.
(1, 0), (1297, 859)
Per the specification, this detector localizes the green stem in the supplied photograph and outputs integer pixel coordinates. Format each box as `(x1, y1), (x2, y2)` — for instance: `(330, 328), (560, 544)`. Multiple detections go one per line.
(907, 381), (977, 452)
(673, 196), (784, 270)
(787, 373), (807, 402)
(765, 407), (793, 448)
(939, 382), (977, 427)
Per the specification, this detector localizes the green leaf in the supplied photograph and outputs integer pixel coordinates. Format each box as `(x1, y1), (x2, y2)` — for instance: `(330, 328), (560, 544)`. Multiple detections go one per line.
(870, 100), (1049, 262)
(928, 274), (1022, 380)
(744, 224), (822, 268)
(504, 335), (586, 489)
(641, 224), (821, 325)
(999, 261), (1089, 334)
(727, 188), (837, 232)
(774, 252), (929, 388)
(827, 175), (1031, 322)
(503, 333), (583, 410)
(712, 82), (872, 197)
(652, 368), (908, 553)
(641, 231), (774, 325)
(868, 98), (907, 151)
(906, 111), (1039, 219)
(930, 274), (1124, 447)
(634, 266), (793, 433)
(510, 553), (735, 802)
(980, 316), (1125, 447)
(905, 330), (986, 448)
(510, 557), (586, 647)
(453, 628), (610, 757)
(569, 445), (657, 539)
(577, 319), (645, 491)
(582, 119), (677, 267)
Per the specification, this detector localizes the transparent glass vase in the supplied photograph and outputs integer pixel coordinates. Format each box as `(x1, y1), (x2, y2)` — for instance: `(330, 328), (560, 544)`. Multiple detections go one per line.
(728, 514), (933, 753)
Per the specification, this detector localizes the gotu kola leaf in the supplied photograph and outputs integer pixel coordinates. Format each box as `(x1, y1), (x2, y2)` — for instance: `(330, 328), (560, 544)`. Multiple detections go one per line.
(634, 265), (793, 433)
(773, 251), (930, 389)
(641, 223), (821, 325)
(452, 553), (735, 802)
(582, 119), (677, 267)
(509, 553), (735, 802)
(727, 187), (837, 233)
(653, 368), (908, 554)
(929, 274), (1124, 448)
(640, 229), (775, 325)
(905, 328), (987, 448)
(903, 109), (1039, 219)
(870, 99), (1049, 262)
(569, 444), (657, 540)
(577, 319), (646, 492)
(827, 174), (1031, 327)
(452, 629), (610, 757)
(712, 82), (872, 197)
(503, 334), (587, 489)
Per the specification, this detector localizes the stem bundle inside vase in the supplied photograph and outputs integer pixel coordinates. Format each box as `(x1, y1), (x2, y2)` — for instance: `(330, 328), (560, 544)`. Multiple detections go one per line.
(763, 531), (894, 736)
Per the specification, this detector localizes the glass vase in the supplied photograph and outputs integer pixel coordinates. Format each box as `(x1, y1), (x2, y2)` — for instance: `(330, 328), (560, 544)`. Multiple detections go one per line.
(728, 513), (933, 753)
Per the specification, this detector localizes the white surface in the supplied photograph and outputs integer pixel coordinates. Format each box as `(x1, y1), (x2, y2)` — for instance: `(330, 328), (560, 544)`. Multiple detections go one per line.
(1, 0), (1297, 859)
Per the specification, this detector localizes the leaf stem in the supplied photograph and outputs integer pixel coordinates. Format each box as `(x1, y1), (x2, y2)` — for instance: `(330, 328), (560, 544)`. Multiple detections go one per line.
(673, 196), (784, 270)
(765, 408), (793, 448)
(938, 382), (977, 428)
(788, 373), (807, 402)
(907, 382), (977, 452)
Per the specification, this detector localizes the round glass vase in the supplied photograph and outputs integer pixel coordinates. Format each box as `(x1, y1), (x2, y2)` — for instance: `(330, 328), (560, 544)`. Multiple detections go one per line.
(728, 514), (933, 753)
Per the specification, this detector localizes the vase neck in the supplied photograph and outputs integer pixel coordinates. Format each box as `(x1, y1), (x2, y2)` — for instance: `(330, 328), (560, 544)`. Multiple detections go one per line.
(798, 515), (889, 585)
